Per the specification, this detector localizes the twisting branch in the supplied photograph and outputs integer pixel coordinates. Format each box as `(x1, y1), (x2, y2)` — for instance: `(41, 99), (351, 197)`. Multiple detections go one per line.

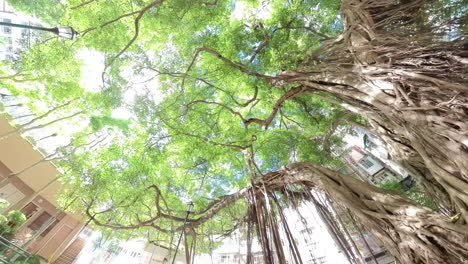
(71, 0), (98, 9)
(159, 117), (251, 150)
(98, 0), (167, 85)
(196, 78), (259, 107)
(247, 32), (270, 65)
(84, 184), (255, 233)
(176, 131), (250, 151)
(244, 86), (306, 129)
(81, 10), (140, 36)
(184, 86), (307, 130)
(185, 100), (248, 123)
(182, 47), (275, 87)
(277, 26), (331, 40)
(113, 0), (166, 60)
(0, 72), (36, 82)
(81, 0), (166, 49)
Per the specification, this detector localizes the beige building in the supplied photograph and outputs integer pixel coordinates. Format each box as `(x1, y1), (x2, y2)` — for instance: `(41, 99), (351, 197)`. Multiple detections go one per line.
(0, 116), (84, 263)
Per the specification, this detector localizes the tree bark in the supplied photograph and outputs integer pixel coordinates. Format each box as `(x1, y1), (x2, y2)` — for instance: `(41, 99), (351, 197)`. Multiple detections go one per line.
(276, 0), (468, 221)
(263, 162), (468, 264)
(85, 160), (468, 263)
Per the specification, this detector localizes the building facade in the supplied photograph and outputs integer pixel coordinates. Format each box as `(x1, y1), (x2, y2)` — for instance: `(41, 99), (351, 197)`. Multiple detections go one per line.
(343, 146), (402, 185)
(0, 0), (41, 62)
(0, 116), (84, 262)
(73, 228), (185, 264)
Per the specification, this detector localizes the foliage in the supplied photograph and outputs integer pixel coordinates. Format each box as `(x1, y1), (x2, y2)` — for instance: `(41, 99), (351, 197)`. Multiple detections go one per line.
(378, 180), (436, 210)
(13, 255), (41, 264)
(5, 0), (65, 25)
(89, 115), (130, 134)
(7, 210), (27, 225)
(0, 0), (385, 249)
(3, 0), (466, 259)
(0, 210), (27, 237)
(0, 198), (9, 209)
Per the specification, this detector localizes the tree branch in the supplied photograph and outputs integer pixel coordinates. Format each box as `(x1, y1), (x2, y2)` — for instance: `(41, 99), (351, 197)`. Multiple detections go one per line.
(244, 86), (306, 129)
(183, 48), (275, 87)
(321, 111), (351, 154)
(192, 0), (219, 5)
(196, 78), (258, 107)
(185, 99), (248, 123)
(70, 0), (98, 9)
(1, 110), (84, 140)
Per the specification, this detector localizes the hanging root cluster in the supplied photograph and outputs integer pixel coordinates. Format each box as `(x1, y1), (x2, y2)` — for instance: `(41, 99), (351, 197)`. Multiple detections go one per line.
(246, 163), (468, 264)
(243, 185), (360, 264)
(276, 0), (468, 221)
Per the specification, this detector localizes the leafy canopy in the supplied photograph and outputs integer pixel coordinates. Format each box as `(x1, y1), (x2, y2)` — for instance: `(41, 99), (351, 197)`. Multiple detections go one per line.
(4, 0), (355, 250)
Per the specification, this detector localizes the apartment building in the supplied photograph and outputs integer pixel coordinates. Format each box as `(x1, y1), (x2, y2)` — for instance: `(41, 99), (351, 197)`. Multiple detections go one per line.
(73, 229), (186, 264)
(0, 116), (84, 262)
(0, 0), (41, 62)
(343, 146), (402, 185)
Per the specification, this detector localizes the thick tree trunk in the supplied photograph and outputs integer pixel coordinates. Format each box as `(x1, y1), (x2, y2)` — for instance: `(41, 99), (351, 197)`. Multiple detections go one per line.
(263, 162), (468, 264)
(277, 0), (468, 221)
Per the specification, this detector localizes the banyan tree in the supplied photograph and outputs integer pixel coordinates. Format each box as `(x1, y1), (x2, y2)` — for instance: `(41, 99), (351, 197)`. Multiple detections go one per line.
(2, 0), (468, 263)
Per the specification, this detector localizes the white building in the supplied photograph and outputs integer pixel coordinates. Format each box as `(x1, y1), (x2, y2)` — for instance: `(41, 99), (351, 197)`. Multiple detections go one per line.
(344, 128), (411, 182)
(0, 0), (41, 62)
(73, 228), (185, 264)
(343, 146), (402, 185)
(195, 203), (350, 264)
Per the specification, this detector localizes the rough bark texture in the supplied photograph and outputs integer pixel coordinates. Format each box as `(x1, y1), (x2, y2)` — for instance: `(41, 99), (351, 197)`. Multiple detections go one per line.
(262, 162), (468, 264)
(276, 0), (468, 221)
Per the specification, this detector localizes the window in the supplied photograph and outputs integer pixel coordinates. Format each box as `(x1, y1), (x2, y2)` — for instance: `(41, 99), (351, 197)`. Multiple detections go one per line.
(2, 19), (11, 34)
(308, 241), (318, 251)
(220, 255), (230, 263)
(307, 257), (327, 264)
(28, 212), (51, 231)
(0, 183), (25, 212)
(40, 218), (59, 237)
(316, 256), (326, 264)
(300, 227), (314, 235)
(81, 227), (93, 236)
(307, 244), (319, 260)
(359, 158), (374, 169)
(253, 254), (263, 264)
(28, 211), (60, 237)
(21, 202), (39, 219)
(20, 22), (29, 37)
